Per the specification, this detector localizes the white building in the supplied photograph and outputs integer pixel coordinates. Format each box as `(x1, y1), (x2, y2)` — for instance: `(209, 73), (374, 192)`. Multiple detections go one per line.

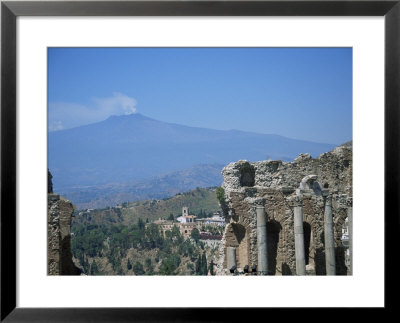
(196, 212), (226, 226)
(176, 207), (197, 223)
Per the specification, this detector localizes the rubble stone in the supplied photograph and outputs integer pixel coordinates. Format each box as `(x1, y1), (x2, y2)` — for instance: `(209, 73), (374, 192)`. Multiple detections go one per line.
(48, 171), (80, 275)
(216, 145), (352, 275)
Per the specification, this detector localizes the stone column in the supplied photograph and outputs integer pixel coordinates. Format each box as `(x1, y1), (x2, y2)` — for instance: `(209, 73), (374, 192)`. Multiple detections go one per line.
(324, 195), (336, 275)
(293, 196), (306, 275)
(226, 247), (237, 273)
(347, 198), (353, 275)
(256, 206), (268, 275)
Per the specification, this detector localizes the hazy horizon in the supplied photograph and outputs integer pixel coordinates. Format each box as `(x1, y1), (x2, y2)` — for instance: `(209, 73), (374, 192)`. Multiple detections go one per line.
(49, 112), (348, 146)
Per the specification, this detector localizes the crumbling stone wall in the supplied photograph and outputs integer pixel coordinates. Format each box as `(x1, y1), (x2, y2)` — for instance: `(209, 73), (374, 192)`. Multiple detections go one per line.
(216, 145), (352, 275)
(48, 171), (80, 275)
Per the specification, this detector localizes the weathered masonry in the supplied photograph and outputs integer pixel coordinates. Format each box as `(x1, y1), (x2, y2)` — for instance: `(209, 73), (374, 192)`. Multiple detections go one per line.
(216, 145), (352, 275)
(48, 170), (81, 275)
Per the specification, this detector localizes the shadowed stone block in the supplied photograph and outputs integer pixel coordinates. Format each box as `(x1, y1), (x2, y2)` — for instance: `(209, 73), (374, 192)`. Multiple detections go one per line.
(226, 247), (237, 273)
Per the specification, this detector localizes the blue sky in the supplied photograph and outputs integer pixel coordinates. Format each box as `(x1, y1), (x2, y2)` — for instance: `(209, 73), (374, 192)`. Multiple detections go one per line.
(48, 47), (352, 145)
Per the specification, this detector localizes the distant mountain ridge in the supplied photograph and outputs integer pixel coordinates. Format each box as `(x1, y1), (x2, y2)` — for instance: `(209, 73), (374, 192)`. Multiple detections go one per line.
(49, 113), (337, 193)
(61, 163), (224, 210)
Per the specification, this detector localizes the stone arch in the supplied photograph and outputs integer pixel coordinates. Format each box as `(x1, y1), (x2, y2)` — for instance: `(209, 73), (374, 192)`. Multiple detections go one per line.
(301, 197), (319, 274)
(266, 220), (282, 275)
(224, 223), (249, 269)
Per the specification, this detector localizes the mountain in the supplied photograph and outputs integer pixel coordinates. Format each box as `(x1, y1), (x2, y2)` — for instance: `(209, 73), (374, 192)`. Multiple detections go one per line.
(61, 163), (224, 210)
(49, 113), (336, 192)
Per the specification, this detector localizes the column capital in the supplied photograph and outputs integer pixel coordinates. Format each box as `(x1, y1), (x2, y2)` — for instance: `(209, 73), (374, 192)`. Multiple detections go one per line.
(325, 194), (332, 206)
(293, 195), (303, 207)
(253, 198), (266, 207)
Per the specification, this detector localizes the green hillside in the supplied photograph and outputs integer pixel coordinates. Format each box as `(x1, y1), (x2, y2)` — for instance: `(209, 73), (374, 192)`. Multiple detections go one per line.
(71, 186), (223, 275)
(73, 187), (221, 227)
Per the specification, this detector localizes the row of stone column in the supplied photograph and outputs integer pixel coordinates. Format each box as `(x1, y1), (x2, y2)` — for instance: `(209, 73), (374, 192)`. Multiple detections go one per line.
(226, 206), (268, 275)
(293, 195), (336, 275)
(227, 196), (345, 275)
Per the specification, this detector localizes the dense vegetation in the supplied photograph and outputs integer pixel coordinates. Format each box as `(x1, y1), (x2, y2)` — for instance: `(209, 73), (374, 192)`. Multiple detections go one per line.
(70, 186), (226, 275)
(216, 187), (225, 205)
(71, 219), (219, 276)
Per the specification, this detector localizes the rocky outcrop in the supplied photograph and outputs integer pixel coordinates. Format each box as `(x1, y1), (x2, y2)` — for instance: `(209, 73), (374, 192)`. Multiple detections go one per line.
(216, 146), (352, 275)
(48, 170), (81, 275)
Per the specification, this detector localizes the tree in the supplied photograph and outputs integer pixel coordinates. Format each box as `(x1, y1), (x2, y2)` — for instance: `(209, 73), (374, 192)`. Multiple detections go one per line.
(197, 209), (204, 219)
(171, 225), (183, 244)
(208, 260), (214, 276)
(145, 258), (153, 274)
(145, 224), (163, 249)
(191, 228), (200, 242)
(187, 263), (195, 275)
(195, 254), (201, 275)
(158, 253), (181, 275)
(201, 253), (208, 275)
(133, 261), (145, 275)
(137, 218), (145, 230)
(216, 187), (225, 204)
(90, 260), (99, 275)
(167, 213), (174, 221)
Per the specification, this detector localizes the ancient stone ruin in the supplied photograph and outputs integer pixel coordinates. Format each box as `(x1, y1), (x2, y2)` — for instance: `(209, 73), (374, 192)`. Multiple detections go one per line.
(216, 145), (352, 276)
(48, 170), (81, 275)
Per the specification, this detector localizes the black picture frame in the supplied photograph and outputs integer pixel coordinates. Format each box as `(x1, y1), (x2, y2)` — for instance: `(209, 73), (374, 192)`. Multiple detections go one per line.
(1, 0), (398, 321)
